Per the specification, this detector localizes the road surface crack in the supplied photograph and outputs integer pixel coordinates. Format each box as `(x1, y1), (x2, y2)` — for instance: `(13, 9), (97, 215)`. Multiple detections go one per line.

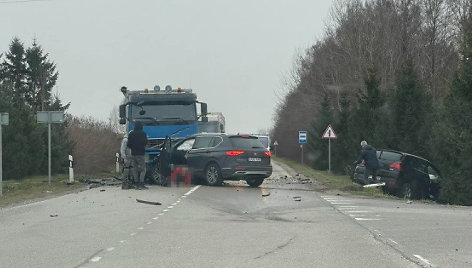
(254, 235), (296, 259)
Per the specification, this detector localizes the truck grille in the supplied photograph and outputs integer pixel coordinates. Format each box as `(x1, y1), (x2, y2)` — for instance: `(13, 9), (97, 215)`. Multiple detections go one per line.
(146, 138), (164, 149)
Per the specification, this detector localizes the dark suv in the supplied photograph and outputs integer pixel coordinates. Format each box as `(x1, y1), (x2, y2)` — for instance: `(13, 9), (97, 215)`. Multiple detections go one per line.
(159, 133), (273, 186)
(353, 150), (441, 200)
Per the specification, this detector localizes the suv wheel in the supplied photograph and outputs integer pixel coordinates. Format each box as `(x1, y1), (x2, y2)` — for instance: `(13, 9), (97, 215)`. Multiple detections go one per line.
(401, 183), (412, 200)
(401, 181), (420, 200)
(246, 177), (264, 187)
(205, 163), (222, 186)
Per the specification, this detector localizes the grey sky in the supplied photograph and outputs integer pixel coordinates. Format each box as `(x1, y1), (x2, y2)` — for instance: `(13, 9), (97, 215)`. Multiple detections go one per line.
(1, 0), (334, 134)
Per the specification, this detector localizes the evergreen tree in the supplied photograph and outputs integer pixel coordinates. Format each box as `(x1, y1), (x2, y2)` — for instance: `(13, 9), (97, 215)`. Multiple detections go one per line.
(351, 69), (387, 147)
(25, 40), (59, 111)
(331, 92), (356, 174)
(308, 92), (333, 170)
(391, 59), (432, 156)
(430, 8), (472, 204)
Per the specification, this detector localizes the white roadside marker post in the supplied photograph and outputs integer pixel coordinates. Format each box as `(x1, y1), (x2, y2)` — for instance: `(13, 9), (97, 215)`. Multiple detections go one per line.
(68, 155), (74, 183)
(116, 153), (120, 173)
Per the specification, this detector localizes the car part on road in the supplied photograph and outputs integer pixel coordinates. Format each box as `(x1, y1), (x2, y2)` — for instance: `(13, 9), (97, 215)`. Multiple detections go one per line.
(136, 199), (162, 205)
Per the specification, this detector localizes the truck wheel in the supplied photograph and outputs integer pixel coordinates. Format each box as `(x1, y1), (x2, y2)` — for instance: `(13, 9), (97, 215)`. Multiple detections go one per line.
(246, 177), (264, 187)
(205, 163), (222, 186)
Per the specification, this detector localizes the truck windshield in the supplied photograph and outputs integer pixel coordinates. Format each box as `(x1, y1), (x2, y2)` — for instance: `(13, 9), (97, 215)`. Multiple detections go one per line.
(131, 103), (196, 122)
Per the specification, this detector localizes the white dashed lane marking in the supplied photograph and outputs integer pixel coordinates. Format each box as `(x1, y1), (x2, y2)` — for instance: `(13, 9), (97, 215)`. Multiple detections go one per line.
(414, 255), (433, 266)
(90, 257), (102, 263)
(152, 217), (159, 220)
(106, 247), (115, 252)
(355, 218), (381, 221)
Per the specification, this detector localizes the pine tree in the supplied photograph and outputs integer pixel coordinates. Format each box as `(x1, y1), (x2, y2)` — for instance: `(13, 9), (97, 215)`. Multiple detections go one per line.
(391, 59), (432, 156)
(430, 8), (472, 204)
(308, 92), (333, 170)
(331, 92), (356, 174)
(25, 40), (59, 111)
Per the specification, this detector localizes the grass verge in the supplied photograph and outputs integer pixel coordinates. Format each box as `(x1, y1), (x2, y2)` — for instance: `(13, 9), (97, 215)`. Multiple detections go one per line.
(274, 157), (387, 198)
(0, 175), (87, 208)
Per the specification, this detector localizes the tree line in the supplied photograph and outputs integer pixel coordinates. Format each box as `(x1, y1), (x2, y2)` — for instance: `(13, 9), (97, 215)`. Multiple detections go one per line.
(0, 38), (120, 180)
(272, 0), (472, 205)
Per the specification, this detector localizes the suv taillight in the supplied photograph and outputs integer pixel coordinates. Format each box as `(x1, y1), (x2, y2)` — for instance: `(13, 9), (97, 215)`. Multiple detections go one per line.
(264, 152), (272, 157)
(226, 151), (245, 156)
(389, 162), (402, 170)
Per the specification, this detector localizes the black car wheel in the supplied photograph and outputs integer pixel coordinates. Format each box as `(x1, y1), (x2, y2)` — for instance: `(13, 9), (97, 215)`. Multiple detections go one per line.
(401, 183), (413, 200)
(205, 163), (222, 186)
(246, 177), (264, 187)
(401, 181), (420, 200)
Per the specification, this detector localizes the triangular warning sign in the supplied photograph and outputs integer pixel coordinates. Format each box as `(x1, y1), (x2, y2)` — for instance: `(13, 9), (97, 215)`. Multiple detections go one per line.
(322, 124), (337, 139)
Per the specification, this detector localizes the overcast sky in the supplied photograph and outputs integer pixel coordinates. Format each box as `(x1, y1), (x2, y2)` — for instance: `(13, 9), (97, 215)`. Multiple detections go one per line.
(0, 0), (334, 134)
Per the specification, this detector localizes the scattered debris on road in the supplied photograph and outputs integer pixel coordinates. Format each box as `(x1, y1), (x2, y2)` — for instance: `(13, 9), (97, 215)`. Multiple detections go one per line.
(406, 200), (413, 204)
(136, 199), (162, 205)
(49, 214), (58, 217)
(262, 192), (271, 197)
(100, 189), (106, 192)
(293, 196), (302, 202)
(79, 176), (122, 189)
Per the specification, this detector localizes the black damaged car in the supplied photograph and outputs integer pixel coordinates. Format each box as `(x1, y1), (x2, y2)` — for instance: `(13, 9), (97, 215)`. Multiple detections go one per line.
(353, 150), (441, 200)
(159, 133), (273, 187)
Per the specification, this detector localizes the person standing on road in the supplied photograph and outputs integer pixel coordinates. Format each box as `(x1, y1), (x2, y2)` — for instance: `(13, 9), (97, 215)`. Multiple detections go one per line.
(127, 122), (148, 190)
(120, 133), (134, 190)
(356, 140), (379, 184)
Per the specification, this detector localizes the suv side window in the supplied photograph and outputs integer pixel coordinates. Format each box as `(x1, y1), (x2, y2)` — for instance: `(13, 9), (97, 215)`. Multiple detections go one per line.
(176, 139), (195, 151)
(193, 136), (214, 149)
(210, 136), (223, 147)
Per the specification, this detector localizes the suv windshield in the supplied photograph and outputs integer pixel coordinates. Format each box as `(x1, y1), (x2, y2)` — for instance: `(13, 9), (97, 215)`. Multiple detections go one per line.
(131, 103), (197, 122)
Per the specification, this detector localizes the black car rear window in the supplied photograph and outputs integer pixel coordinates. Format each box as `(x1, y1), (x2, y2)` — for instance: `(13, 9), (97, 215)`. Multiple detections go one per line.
(379, 151), (403, 162)
(257, 137), (269, 148)
(230, 137), (265, 149)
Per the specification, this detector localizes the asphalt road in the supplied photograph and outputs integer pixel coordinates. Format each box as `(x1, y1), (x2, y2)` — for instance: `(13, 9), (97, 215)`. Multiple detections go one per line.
(1, 161), (471, 268)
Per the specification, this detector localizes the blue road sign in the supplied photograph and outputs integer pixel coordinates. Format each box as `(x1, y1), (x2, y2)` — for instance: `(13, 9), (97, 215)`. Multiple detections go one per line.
(299, 131), (307, 143)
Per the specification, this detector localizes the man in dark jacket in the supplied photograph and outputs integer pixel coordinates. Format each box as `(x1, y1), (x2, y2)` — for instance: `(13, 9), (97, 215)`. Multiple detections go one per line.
(356, 140), (379, 184)
(127, 122), (148, 189)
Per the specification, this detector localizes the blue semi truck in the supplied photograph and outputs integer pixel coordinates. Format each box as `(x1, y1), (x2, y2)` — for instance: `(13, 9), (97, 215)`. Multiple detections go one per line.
(118, 85), (224, 184)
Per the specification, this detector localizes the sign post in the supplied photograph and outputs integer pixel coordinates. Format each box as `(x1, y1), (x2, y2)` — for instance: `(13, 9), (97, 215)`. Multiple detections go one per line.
(37, 111), (64, 185)
(0, 113), (9, 196)
(298, 131), (307, 164)
(322, 124), (337, 172)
